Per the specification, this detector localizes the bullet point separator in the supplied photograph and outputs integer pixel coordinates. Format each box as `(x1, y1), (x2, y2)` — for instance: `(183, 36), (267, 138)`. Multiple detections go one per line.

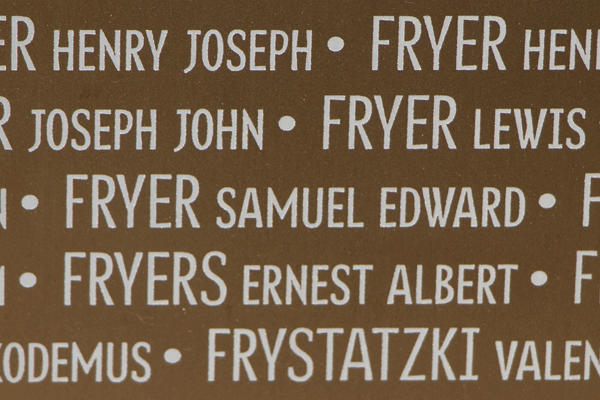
(19, 272), (37, 288)
(278, 116), (296, 131)
(327, 36), (345, 52)
(21, 195), (39, 210)
(538, 193), (556, 209)
(164, 348), (182, 364)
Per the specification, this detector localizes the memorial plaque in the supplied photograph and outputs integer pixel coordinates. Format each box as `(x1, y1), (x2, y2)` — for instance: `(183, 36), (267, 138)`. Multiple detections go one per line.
(0, 1), (599, 398)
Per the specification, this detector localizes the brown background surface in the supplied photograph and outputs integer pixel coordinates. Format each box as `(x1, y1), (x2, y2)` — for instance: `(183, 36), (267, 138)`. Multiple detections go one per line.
(1, 0), (600, 398)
